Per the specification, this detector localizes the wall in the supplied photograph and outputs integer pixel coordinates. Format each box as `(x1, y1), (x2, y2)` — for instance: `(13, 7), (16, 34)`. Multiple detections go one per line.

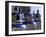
(0, 0), (46, 37)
